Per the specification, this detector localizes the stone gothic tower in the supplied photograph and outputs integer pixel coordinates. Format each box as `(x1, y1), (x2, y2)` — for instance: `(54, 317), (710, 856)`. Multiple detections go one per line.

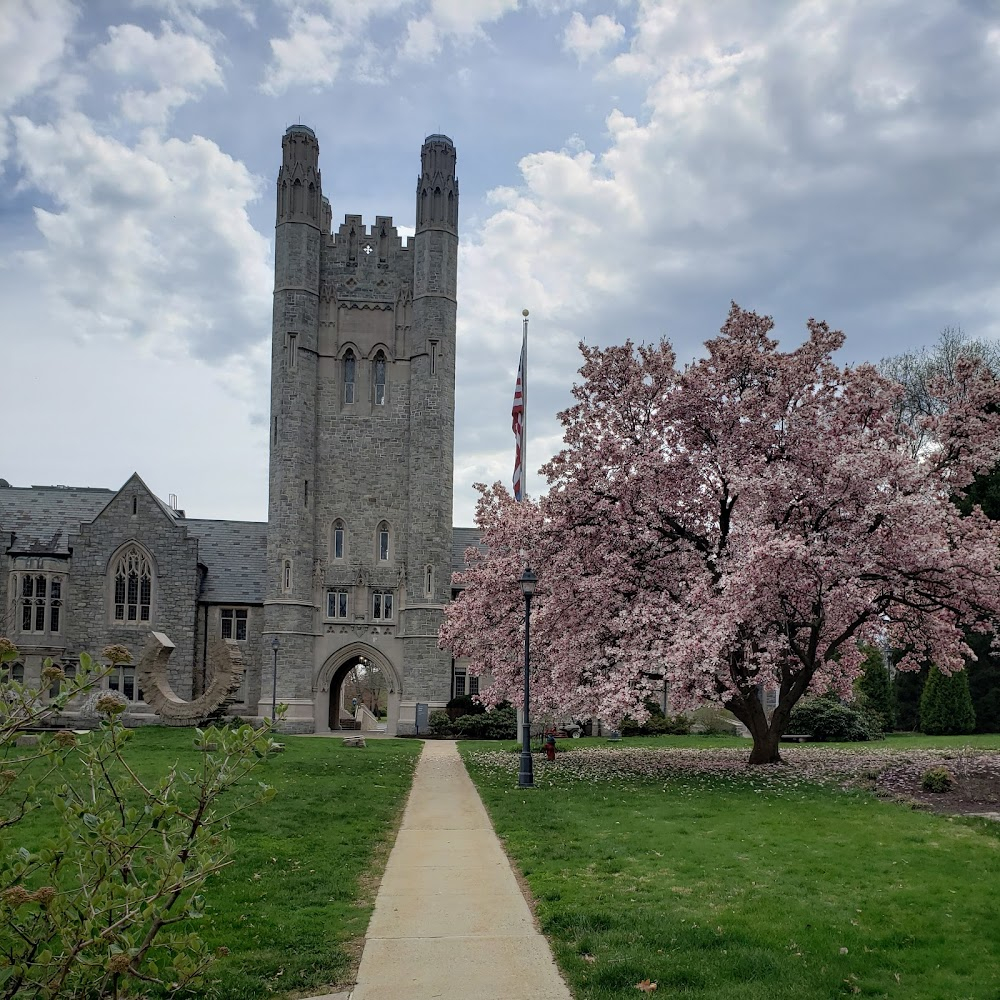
(262, 127), (459, 734)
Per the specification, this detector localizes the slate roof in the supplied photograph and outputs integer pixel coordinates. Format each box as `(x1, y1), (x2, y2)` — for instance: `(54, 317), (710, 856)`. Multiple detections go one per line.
(185, 519), (268, 604)
(451, 527), (484, 576)
(0, 486), (115, 554)
(0, 484), (479, 603)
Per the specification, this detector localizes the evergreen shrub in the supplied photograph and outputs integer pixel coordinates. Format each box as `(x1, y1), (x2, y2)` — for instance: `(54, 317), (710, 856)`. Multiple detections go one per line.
(919, 666), (976, 735)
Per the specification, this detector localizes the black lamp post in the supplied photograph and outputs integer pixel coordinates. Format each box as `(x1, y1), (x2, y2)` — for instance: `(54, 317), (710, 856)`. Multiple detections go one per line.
(270, 636), (279, 724)
(518, 566), (538, 789)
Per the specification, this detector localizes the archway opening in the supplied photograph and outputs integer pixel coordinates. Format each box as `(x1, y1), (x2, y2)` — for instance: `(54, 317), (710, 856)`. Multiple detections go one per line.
(327, 654), (391, 732)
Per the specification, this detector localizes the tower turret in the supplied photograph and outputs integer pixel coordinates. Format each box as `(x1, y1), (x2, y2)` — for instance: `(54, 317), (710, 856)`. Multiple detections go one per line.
(277, 124), (322, 226)
(415, 134), (458, 234)
(262, 125), (323, 729)
(401, 135), (459, 712)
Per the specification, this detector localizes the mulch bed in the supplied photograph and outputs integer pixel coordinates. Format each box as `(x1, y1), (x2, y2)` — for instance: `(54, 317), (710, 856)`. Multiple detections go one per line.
(469, 744), (1000, 820)
(875, 755), (1000, 817)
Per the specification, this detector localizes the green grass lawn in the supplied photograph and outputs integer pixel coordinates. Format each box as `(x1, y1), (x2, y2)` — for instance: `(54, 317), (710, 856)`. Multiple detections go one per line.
(2, 728), (420, 1000)
(461, 739), (1000, 1000)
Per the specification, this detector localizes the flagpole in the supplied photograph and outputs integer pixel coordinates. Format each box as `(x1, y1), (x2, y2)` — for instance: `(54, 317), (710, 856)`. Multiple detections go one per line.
(521, 309), (529, 500)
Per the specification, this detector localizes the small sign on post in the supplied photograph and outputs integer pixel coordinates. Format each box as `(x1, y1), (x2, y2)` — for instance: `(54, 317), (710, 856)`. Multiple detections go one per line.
(415, 702), (429, 735)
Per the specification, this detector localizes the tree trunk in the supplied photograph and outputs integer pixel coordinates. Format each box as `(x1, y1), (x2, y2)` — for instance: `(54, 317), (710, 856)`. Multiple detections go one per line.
(728, 695), (785, 764)
(746, 721), (784, 764)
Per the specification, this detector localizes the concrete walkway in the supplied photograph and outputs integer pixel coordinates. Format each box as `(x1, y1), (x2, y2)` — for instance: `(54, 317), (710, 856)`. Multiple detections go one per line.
(345, 740), (574, 1000)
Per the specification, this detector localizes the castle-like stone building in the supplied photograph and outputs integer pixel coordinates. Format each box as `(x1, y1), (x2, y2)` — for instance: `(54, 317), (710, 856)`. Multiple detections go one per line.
(0, 128), (479, 734)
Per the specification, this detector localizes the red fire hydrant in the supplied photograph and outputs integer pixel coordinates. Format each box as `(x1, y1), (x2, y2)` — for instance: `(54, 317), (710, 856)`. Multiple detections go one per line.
(544, 735), (556, 761)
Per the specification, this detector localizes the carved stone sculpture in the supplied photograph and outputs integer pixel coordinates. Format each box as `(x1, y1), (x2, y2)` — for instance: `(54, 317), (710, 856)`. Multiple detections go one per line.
(137, 631), (245, 726)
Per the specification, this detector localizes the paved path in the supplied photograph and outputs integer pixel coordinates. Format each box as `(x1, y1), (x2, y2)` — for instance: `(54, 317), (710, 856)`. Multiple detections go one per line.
(345, 739), (574, 1000)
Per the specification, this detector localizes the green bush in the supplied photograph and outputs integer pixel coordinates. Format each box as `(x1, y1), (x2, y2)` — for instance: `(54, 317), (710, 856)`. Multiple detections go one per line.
(451, 704), (517, 740)
(788, 695), (884, 742)
(858, 645), (896, 730)
(919, 666), (976, 735)
(921, 766), (955, 793)
(428, 710), (452, 738)
(446, 694), (485, 721)
(621, 713), (691, 736)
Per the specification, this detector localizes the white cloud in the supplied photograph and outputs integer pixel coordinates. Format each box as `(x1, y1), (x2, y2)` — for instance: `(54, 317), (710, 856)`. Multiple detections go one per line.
(134, 0), (258, 39)
(93, 22), (224, 126)
(562, 11), (625, 62)
(449, 0), (1000, 520)
(262, 0), (410, 94)
(0, 0), (77, 166)
(12, 113), (272, 363)
(263, 0), (526, 87)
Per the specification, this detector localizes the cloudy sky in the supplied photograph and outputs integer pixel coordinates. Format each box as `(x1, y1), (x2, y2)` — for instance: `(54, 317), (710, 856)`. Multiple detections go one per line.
(2, 0), (999, 526)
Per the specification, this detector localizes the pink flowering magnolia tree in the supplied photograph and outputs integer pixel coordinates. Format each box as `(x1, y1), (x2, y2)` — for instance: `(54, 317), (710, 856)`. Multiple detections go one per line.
(441, 304), (1000, 763)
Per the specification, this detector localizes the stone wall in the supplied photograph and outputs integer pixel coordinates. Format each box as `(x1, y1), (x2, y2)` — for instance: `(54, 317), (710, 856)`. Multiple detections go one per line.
(68, 476), (199, 697)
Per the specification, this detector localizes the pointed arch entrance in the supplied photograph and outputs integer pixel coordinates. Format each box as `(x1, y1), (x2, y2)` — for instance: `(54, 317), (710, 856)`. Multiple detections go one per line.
(316, 643), (401, 737)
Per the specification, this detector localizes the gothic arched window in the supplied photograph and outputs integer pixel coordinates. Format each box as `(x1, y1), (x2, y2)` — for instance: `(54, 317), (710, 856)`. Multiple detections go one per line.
(377, 521), (391, 562)
(112, 546), (153, 623)
(332, 519), (346, 560)
(344, 350), (356, 404)
(374, 351), (386, 406)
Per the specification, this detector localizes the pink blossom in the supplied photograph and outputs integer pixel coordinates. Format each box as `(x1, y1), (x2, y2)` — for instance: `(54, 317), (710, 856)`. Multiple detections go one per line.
(441, 305), (1000, 764)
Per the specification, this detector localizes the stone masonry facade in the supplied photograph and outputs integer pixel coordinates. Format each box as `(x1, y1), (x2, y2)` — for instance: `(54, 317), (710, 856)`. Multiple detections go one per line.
(1, 128), (466, 734)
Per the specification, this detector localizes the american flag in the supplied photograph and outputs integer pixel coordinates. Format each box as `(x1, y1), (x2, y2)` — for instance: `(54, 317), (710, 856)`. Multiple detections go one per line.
(512, 345), (525, 501)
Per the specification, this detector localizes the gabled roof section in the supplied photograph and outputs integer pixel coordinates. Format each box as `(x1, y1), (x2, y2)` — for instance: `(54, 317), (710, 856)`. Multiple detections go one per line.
(187, 519), (267, 604)
(90, 472), (182, 527)
(0, 485), (115, 554)
(452, 527), (485, 576)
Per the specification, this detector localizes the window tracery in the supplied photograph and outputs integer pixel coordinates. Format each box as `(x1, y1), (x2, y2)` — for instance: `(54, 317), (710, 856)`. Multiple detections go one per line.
(112, 548), (152, 623)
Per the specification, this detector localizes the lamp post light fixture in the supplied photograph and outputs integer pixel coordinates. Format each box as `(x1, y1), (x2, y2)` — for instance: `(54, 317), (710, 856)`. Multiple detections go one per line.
(270, 636), (280, 724)
(518, 566), (538, 789)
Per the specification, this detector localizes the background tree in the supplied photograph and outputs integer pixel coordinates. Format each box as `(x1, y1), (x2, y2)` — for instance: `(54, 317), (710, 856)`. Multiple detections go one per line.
(879, 326), (1000, 459)
(919, 665), (976, 735)
(342, 660), (387, 717)
(443, 305), (1000, 763)
(882, 331), (1000, 733)
(893, 662), (927, 731)
(857, 645), (896, 731)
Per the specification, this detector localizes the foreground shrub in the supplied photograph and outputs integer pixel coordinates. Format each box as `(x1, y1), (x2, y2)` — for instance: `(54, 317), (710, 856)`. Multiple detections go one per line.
(428, 710), (452, 738)
(920, 766), (955, 792)
(450, 704), (517, 740)
(0, 640), (280, 998)
(919, 666), (976, 735)
(788, 696), (884, 742)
